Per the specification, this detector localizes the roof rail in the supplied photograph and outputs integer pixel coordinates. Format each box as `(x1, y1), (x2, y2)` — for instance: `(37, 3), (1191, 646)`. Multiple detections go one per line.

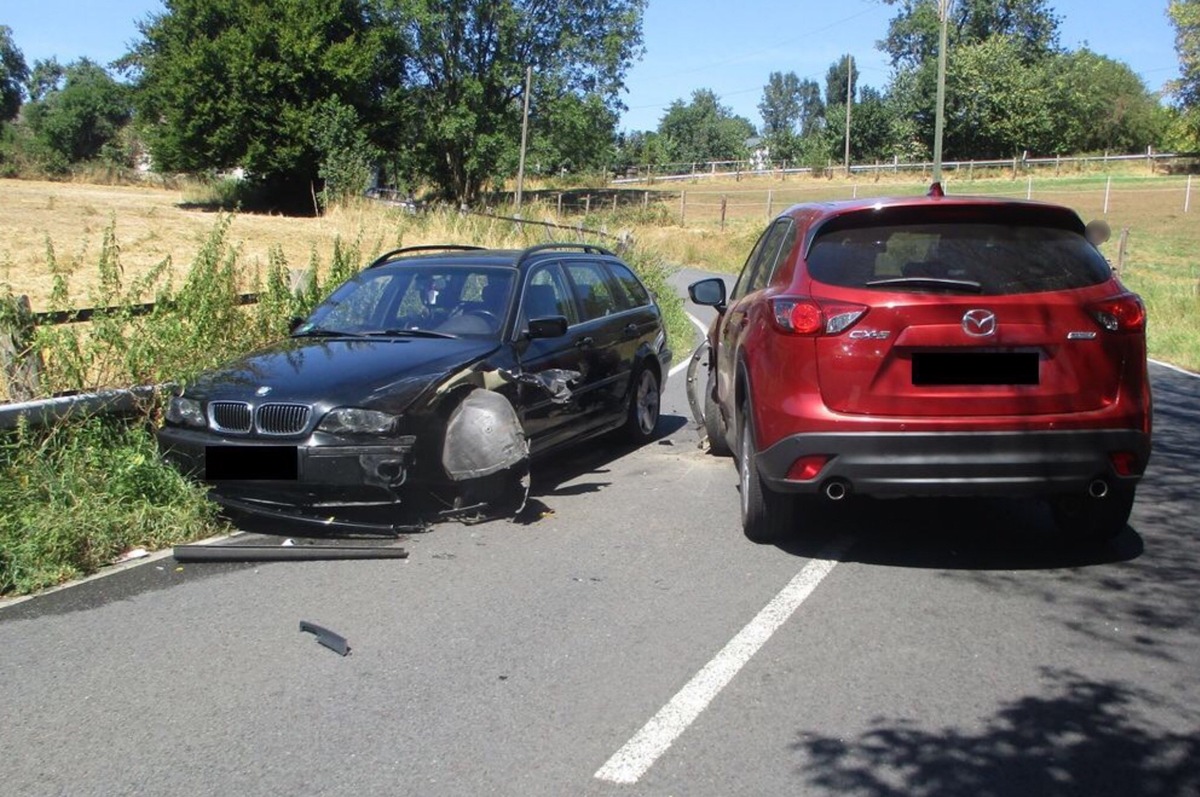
(366, 244), (488, 269)
(516, 242), (616, 268)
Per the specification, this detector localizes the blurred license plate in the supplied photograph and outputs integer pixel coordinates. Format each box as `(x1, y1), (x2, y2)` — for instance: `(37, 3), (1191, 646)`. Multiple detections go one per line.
(912, 352), (1039, 386)
(205, 445), (298, 480)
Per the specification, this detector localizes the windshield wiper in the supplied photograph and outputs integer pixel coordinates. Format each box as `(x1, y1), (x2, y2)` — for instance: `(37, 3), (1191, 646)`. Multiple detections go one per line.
(360, 328), (457, 339)
(864, 277), (984, 293)
(291, 327), (360, 338)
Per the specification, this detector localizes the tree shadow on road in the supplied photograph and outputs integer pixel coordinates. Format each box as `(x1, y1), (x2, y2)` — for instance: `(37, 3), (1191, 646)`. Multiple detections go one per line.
(792, 667), (1200, 797)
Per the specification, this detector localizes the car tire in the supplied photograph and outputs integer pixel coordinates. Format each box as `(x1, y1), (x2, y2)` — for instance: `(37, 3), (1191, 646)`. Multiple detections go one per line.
(704, 369), (731, 457)
(738, 406), (795, 543)
(624, 364), (661, 442)
(1050, 484), (1135, 542)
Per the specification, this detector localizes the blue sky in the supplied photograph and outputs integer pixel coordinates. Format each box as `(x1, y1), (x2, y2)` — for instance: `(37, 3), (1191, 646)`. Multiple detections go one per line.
(2, 0), (1183, 133)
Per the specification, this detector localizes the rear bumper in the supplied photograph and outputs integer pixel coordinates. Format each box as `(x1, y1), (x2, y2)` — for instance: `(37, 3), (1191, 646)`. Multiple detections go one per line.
(757, 429), (1151, 497)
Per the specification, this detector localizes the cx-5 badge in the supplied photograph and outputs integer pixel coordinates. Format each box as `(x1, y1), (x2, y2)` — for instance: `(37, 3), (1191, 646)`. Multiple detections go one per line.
(962, 309), (997, 337)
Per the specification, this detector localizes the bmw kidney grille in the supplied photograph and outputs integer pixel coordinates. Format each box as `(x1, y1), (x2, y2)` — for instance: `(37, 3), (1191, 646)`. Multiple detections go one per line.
(209, 401), (311, 436)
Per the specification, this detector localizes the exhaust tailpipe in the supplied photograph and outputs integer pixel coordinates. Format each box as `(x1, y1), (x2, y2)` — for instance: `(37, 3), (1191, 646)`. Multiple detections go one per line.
(1088, 479), (1109, 499)
(823, 480), (849, 501)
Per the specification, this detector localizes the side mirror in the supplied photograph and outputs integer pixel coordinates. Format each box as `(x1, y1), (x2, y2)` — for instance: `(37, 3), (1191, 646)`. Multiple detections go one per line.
(688, 278), (727, 312)
(526, 316), (568, 339)
(288, 316), (306, 333)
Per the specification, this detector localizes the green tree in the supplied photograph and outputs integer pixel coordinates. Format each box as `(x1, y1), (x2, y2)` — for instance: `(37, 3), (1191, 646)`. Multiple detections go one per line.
(853, 86), (895, 162)
(759, 71), (801, 139)
(759, 71), (803, 163)
(824, 89), (893, 166)
(312, 97), (379, 206)
(658, 89), (755, 164)
(0, 25), (28, 123)
(396, 0), (645, 202)
(798, 78), (825, 138)
(525, 86), (619, 177)
(1168, 0), (1200, 147)
(825, 55), (860, 108)
(26, 58), (65, 103)
(1046, 49), (1166, 153)
(613, 129), (672, 174)
(127, 0), (405, 209)
(880, 0), (1061, 68)
(23, 59), (132, 172)
(946, 35), (1053, 157)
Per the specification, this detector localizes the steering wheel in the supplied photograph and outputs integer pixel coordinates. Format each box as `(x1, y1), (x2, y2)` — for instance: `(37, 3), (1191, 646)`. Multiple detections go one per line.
(463, 309), (500, 329)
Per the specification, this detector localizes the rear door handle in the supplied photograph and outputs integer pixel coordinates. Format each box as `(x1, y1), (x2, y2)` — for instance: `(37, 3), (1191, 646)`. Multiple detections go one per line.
(623, 323), (640, 338)
(575, 336), (595, 349)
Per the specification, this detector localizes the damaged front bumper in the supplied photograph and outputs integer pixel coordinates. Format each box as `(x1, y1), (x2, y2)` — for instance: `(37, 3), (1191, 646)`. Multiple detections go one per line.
(157, 426), (422, 522)
(157, 387), (536, 528)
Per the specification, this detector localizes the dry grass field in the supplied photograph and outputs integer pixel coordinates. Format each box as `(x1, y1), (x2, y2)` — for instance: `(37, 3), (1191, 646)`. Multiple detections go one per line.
(1, 178), (418, 307)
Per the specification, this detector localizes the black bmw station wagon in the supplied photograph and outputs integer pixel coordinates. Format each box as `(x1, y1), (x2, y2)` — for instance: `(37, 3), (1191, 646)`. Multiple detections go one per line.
(158, 243), (671, 530)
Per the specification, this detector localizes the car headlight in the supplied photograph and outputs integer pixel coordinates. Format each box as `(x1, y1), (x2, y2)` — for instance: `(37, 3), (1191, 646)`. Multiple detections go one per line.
(166, 397), (206, 427)
(318, 408), (398, 435)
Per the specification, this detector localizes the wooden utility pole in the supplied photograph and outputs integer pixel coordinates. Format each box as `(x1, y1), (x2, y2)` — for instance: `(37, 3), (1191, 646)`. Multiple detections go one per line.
(932, 0), (951, 184)
(515, 66), (532, 214)
(843, 55), (853, 177)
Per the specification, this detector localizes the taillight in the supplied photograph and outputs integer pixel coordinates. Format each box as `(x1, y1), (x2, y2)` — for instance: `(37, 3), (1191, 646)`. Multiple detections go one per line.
(787, 455), (831, 481)
(1088, 293), (1145, 333)
(1109, 451), (1139, 476)
(770, 298), (866, 336)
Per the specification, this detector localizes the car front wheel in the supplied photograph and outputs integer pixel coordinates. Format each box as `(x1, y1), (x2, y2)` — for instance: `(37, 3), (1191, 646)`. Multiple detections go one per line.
(704, 369), (731, 457)
(738, 407), (795, 543)
(624, 365), (661, 442)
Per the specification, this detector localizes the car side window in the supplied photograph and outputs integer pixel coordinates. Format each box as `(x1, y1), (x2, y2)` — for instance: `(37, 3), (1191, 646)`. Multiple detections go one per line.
(730, 227), (774, 302)
(730, 219), (793, 301)
(762, 221), (797, 285)
(606, 261), (651, 310)
(521, 263), (579, 329)
(746, 219), (794, 294)
(565, 260), (619, 322)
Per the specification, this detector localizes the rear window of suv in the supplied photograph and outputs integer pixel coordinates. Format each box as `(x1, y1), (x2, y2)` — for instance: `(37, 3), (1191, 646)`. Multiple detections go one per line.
(808, 222), (1112, 295)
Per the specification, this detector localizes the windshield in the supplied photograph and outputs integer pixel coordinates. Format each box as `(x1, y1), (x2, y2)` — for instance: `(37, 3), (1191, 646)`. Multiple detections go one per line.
(808, 222), (1112, 295)
(296, 265), (516, 339)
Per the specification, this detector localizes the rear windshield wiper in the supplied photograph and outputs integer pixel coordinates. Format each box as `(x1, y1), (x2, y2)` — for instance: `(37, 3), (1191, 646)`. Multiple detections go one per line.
(864, 277), (984, 293)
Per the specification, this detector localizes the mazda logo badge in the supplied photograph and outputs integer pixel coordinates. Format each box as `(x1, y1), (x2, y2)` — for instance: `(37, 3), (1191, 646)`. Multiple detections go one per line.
(962, 309), (996, 337)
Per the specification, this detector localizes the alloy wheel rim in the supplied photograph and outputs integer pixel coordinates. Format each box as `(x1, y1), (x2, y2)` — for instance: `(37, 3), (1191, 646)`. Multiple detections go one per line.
(637, 372), (660, 433)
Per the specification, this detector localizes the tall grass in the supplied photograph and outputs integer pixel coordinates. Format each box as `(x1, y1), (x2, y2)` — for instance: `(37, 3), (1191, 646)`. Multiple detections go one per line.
(0, 415), (226, 595)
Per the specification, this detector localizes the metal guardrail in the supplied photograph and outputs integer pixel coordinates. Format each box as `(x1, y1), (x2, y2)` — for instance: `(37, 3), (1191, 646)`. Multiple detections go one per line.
(0, 385), (166, 430)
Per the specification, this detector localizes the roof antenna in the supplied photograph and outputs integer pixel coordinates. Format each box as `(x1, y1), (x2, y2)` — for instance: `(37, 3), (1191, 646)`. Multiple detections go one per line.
(928, 182), (945, 198)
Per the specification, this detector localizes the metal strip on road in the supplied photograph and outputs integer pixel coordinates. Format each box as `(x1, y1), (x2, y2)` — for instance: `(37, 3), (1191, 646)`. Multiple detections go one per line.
(594, 534), (854, 785)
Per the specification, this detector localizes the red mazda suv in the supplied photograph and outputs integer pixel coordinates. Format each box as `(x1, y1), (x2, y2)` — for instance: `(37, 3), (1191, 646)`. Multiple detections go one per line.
(689, 186), (1151, 543)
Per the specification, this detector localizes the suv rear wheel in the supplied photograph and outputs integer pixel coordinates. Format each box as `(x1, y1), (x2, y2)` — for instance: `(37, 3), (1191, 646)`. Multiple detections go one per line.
(738, 406), (795, 543)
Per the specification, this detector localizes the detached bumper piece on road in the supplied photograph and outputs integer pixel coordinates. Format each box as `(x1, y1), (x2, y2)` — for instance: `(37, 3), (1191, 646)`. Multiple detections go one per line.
(172, 542), (409, 563)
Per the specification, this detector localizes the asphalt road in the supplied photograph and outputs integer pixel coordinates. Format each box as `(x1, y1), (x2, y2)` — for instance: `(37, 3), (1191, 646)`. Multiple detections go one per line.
(2, 274), (1198, 797)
